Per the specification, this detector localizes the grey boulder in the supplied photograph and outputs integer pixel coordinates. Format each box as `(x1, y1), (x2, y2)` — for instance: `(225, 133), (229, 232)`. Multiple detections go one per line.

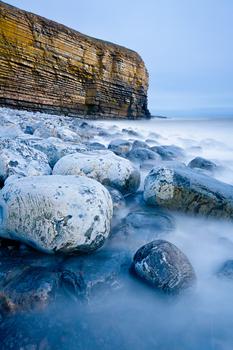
(151, 145), (185, 161)
(217, 260), (233, 279)
(144, 165), (233, 219)
(127, 147), (161, 164)
(108, 139), (132, 157)
(188, 156), (217, 171)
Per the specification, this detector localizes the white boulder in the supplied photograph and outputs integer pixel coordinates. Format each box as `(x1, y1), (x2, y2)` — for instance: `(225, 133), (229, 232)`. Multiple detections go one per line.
(24, 137), (87, 168)
(0, 138), (51, 181)
(53, 150), (140, 194)
(0, 175), (113, 253)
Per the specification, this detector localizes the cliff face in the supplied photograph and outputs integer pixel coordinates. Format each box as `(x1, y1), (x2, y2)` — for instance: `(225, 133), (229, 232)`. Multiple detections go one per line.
(0, 1), (150, 119)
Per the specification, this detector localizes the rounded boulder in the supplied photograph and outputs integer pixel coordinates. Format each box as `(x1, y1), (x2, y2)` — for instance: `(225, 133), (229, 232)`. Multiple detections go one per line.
(53, 150), (140, 194)
(132, 240), (196, 294)
(0, 175), (113, 253)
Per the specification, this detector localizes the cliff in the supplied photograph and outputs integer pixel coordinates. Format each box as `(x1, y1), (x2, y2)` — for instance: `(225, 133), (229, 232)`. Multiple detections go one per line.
(0, 1), (150, 119)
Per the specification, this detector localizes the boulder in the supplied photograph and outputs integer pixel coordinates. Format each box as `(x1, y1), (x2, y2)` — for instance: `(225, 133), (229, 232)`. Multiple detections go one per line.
(188, 156), (217, 171)
(132, 240), (196, 293)
(53, 150), (140, 194)
(0, 175), (113, 253)
(217, 260), (233, 279)
(151, 145), (185, 161)
(127, 147), (161, 164)
(25, 137), (87, 168)
(111, 209), (175, 251)
(88, 142), (106, 151)
(131, 140), (150, 149)
(0, 266), (59, 314)
(105, 186), (125, 211)
(0, 138), (51, 181)
(108, 139), (132, 157)
(122, 128), (140, 137)
(61, 249), (130, 300)
(144, 165), (233, 219)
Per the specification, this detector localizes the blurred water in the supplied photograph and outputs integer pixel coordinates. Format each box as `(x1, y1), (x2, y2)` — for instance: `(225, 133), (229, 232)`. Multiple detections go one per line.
(1, 117), (233, 350)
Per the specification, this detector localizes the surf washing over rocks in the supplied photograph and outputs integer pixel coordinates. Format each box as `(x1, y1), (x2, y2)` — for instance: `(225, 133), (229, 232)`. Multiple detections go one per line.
(0, 107), (233, 349)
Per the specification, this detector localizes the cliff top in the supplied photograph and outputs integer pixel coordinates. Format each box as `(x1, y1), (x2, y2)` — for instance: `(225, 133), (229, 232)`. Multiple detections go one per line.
(0, 1), (143, 63)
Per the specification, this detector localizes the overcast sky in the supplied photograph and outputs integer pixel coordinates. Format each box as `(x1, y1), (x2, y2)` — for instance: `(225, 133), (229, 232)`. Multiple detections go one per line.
(6, 0), (233, 115)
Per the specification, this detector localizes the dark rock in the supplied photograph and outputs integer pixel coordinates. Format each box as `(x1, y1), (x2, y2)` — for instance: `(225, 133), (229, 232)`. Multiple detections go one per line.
(132, 240), (196, 294)
(151, 145), (185, 161)
(123, 210), (174, 235)
(217, 260), (233, 279)
(105, 186), (125, 211)
(88, 142), (106, 151)
(24, 125), (35, 135)
(108, 139), (132, 157)
(144, 165), (233, 219)
(111, 209), (175, 251)
(61, 249), (130, 300)
(188, 157), (217, 171)
(132, 140), (150, 149)
(122, 128), (140, 137)
(0, 266), (59, 316)
(127, 147), (160, 164)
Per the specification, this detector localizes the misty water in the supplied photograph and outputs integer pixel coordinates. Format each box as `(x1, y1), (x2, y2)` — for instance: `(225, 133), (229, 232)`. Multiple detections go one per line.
(1, 116), (233, 350)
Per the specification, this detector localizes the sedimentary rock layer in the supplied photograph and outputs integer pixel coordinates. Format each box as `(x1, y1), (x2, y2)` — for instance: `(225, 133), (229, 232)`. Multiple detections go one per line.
(0, 1), (150, 118)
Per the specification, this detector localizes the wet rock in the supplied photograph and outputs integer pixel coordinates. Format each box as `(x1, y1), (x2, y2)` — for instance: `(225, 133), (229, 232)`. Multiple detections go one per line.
(123, 210), (174, 235)
(105, 186), (125, 211)
(151, 145), (185, 161)
(188, 156), (217, 171)
(132, 140), (150, 149)
(53, 150), (140, 194)
(0, 266), (59, 315)
(132, 240), (196, 293)
(56, 126), (81, 143)
(111, 208), (175, 251)
(0, 125), (23, 138)
(217, 260), (233, 279)
(33, 123), (81, 143)
(0, 138), (51, 181)
(108, 139), (132, 157)
(127, 147), (161, 164)
(0, 175), (113, 253)
(144, 165), (233, 219)
(122, 128), (140, 137)
(62, 249), (130, 300)
(88, 142), (106, 151)
(24, 125), (35, 135)
(25, 137), (87, 168)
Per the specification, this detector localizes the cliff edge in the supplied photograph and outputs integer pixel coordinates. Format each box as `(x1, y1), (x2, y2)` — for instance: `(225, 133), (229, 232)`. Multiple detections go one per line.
(0, 1), (150, 118)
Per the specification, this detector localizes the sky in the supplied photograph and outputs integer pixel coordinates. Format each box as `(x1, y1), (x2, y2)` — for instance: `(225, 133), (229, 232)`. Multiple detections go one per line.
(5, 0), (233, 116)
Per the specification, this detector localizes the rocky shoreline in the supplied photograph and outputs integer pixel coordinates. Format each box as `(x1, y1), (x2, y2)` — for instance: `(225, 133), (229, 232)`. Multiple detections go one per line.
(0, 107), (233, 348)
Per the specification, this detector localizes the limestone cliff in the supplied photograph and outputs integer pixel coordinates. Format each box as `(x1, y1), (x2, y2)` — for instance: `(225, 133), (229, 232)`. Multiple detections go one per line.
(0, 1), (150, 118)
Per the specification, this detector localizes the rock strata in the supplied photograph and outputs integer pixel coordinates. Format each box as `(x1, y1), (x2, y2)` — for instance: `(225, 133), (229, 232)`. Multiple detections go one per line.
(0, 1), (149, 118)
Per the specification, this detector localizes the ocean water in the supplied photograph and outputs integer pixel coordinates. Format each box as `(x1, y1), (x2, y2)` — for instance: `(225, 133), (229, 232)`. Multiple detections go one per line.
(1, 115), (233, 350)
(88, 117), (233, 350)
